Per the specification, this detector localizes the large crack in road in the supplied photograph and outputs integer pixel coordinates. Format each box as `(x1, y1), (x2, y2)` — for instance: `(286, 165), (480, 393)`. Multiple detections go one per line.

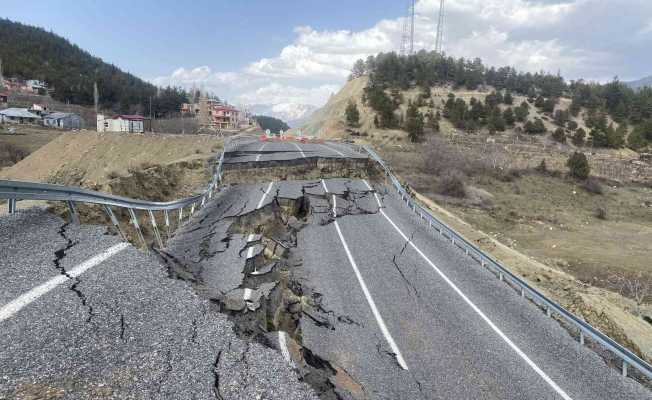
(159, 179), (394, 399)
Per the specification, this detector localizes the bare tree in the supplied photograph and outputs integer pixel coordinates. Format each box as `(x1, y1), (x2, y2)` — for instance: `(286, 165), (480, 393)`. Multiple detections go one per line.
(609, 272), (652, 317)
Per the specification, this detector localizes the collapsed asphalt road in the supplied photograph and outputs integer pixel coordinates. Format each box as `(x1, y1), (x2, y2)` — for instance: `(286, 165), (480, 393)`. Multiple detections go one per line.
(0, 208), (317, 399)
(1, 137), (650, 399)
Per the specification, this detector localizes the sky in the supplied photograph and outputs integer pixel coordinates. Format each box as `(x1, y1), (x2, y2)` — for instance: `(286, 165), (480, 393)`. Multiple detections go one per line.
(2, 0), (652, 117)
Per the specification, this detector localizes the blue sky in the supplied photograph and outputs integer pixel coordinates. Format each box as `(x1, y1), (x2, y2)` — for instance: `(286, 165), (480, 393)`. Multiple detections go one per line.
(1, 0), (404, 77)
(2, 1), (652, 122)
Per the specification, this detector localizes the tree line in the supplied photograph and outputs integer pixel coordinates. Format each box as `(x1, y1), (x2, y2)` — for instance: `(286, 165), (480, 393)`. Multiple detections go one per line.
(0, 18), (189, 117)
(350, 51), (652, 149)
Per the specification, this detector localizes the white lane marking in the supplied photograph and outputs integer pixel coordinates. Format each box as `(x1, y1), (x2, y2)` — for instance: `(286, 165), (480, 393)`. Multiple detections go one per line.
(363, 179), (383, 208)
(292, 142), (306, 158)
(278, 331), (296, 367)
(320, 178), (329, 194)
(321, 143), (345, 157)
(243, 288), (253, 302)
(255, 143), (267, 162)
(246, 234), (257, 259)
(0, 243), (130, 322)
(256, 182), (274, 210)
(378, 208), (572, 400)
(322, 180), (408, 370)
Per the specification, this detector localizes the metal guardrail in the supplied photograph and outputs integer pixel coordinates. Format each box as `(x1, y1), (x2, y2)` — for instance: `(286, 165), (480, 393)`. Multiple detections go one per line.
(362, 144), (652, 381)
(1, 146), (226, 249)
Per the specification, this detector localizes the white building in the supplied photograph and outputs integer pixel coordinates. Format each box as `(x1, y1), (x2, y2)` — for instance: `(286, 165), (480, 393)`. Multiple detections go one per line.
(97, 114), (150, 133)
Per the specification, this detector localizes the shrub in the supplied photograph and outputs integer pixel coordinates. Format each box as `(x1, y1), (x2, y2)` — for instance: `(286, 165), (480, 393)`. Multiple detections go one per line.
(0, 143), (29, 165)
(438, 172), (467, 198)
(535, 159), (548, 173)
(583, 178), (604, 195)
(567, 151), (590, 180)
(595, 207), (607, 220)
(552, 127), (566, 143)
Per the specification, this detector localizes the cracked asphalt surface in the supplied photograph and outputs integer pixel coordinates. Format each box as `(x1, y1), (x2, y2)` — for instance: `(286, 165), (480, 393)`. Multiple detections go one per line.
(1, 138), (650, 399)
(0, 208), (316, 399)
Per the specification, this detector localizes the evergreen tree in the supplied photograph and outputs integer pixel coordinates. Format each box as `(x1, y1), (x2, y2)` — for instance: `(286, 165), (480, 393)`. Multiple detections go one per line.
(405, 101), (425, 142)
(572, 128), (586, 146)
(503, 91), (514, 105)
(552, 127), (566, 143)
(567, 152), (590, 180)
(345, 100), (360, 127)
(503, 107), (515, 126)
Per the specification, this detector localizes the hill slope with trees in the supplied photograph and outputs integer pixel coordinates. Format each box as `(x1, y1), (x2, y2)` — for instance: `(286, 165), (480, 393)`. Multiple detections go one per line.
(0, 18), (188, 116)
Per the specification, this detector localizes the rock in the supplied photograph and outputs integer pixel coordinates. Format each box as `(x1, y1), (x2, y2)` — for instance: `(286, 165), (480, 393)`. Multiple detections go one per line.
(224, 290), (246, 311)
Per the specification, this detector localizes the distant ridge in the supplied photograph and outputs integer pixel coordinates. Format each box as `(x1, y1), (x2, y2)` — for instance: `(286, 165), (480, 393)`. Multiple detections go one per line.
(625, 75), (652, 90)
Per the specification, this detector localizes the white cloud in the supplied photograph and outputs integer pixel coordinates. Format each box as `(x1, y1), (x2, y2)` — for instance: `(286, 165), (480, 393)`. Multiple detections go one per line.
(640, 18), (652, 34)
(151, 0), (644, 116)
(417, 0), (577, 28)
(237, 82), (340, 107)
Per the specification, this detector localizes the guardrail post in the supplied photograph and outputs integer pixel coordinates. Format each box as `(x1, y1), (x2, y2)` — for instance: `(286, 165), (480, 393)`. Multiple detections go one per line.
(190, 203), (195, 217)
(622, 360), (628, 377)
(128, 208), (147, 251)
(164, 210), (171, 239)
(103, 205), (127, 242)
(579, 331), (584, 345)
(148, 210), (164, 249)
(520, 288), (525, 297)
(178, 207), (184, 224)
(499, 272), (504, 281)
(546, 307), (552, 318)
(67, 201), (80, 225)
(8, 198), (17, 214)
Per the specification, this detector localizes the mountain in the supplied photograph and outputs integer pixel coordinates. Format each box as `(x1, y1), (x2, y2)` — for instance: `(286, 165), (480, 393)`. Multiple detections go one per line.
(0, 18), (185, 114)
(248, 103), (317, 127)
(298, 76), (369, 138)
(253, 115), (290, 134)
(625, 76), (652, 90)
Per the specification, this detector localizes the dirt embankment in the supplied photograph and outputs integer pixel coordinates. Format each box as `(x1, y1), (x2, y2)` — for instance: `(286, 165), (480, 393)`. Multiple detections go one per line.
(1, 132), (224, 243)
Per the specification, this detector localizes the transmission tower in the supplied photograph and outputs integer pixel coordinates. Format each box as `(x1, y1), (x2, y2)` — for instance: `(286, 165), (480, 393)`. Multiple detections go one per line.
(434, 0), (446, 55)
(400, 0), (416, 56)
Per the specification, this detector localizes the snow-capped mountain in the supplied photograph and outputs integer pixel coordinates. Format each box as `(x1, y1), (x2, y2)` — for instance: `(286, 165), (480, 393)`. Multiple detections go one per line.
(247, 103), (318, 127)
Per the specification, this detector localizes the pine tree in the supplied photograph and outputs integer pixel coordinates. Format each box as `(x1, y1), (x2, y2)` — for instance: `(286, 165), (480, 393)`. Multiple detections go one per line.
(572, 128), (586, 146)
(552, 127), (566, 143)
(567, 152), (590, 180)
(345, 100), (360, 127)
(405, 101), (425, 142)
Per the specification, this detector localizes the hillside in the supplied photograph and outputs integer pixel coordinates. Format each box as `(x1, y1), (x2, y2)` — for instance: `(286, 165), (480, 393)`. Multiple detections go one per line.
(0, 18), (187, 115)
(627, 75), (652, 90)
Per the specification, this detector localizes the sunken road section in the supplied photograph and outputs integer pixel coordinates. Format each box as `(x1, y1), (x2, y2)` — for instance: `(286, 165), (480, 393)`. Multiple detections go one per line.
(159, 177), (652, 400)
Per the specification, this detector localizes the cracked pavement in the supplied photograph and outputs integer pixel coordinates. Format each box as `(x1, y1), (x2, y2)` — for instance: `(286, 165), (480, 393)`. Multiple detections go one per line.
(0, 208), (316, 399)
(1, 138), (650, 399)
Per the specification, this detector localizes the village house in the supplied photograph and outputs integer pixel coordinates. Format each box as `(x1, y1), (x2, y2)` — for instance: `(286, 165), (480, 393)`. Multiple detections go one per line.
(97, 114), (151, 133)
(0, 108), (41, 124)
(43, 112), (82, 130)
(0, 91), (8, 107)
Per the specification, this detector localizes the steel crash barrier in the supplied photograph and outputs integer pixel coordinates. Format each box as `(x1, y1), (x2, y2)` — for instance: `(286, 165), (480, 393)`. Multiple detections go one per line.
(361, 145), (652, 382)
(0, 150), (226, 250)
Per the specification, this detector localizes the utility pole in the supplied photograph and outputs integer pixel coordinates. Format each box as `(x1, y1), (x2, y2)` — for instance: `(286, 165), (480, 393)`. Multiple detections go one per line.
(93, 81), (99, 115)
(400, 0), (416, 56)
(435, 0), (446, 55)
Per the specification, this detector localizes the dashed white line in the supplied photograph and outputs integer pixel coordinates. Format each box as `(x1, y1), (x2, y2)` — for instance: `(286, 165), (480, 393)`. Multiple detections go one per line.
(377, 206), (572, 400)
(322, 179), (409, 370)
(0, 242), (130, 322)
(256, 182), (274, 210)
(292, 142), (306, 158)
(255, 143), (267, 162)
(321, 143), (345, 157)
